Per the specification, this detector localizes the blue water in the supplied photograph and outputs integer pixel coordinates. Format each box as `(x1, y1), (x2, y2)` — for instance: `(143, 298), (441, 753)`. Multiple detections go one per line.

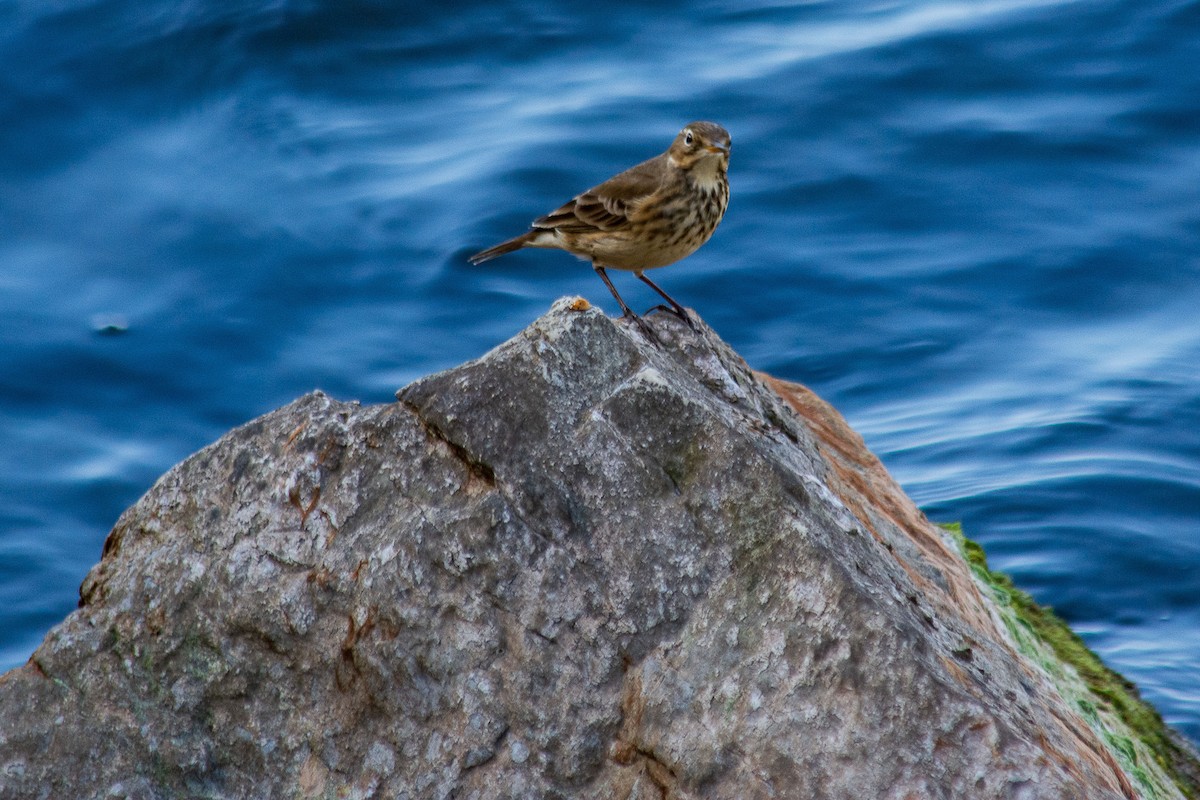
(2, 0), (1197, 742)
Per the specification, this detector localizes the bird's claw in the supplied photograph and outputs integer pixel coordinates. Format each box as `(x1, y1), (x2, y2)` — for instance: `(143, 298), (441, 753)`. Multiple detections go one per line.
(621, 309), (664, 345)
(645, 304), (697, 331)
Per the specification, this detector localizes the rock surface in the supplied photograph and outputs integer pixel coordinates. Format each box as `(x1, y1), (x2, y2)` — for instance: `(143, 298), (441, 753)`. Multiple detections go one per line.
(0, 298), (1194, 799)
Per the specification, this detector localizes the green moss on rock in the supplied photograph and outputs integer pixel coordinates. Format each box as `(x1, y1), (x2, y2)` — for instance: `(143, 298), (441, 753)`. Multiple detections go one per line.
(940, 523), (1200, 800)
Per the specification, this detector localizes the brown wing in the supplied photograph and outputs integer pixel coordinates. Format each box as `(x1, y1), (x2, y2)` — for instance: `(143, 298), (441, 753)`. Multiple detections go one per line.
(532, 153), (666, 233)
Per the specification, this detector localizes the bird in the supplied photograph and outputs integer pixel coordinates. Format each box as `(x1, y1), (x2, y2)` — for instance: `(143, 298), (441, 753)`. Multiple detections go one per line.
(469, 121), (731, 329)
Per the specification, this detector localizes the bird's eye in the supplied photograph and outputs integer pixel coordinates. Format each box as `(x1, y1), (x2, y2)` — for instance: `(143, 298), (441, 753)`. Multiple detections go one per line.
(684, 130), (694, 146)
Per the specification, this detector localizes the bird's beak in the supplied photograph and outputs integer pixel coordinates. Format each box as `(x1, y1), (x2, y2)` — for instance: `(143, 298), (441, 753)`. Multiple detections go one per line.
(706, 143), (731, 156)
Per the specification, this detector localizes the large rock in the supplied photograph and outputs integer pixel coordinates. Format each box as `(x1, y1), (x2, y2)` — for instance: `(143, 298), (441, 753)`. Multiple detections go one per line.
(0, 298), (1194, 799)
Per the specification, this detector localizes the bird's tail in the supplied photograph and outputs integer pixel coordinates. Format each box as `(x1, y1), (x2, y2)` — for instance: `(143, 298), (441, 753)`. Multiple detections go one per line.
(468, 231), (536, 265)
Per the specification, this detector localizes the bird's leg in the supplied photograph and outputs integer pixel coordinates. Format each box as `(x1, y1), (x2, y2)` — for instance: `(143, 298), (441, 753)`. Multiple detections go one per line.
(593, 264), (637, 318)
(594, 264), (660, 342)
(638, 273), (696, 330)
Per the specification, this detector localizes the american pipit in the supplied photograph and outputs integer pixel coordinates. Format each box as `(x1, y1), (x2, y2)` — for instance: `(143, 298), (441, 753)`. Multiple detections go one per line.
(469, 121), (731, 328)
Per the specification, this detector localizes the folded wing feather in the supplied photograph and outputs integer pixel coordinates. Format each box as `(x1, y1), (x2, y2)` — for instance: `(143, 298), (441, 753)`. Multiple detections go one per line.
(532, 154), (666, 233)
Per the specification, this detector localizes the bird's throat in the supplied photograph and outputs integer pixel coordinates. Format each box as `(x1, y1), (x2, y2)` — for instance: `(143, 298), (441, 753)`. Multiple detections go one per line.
(688, 156), (726, 192)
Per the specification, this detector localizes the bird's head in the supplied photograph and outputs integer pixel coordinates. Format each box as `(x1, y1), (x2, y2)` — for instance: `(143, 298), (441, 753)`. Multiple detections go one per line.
(667, 121), (731, 173)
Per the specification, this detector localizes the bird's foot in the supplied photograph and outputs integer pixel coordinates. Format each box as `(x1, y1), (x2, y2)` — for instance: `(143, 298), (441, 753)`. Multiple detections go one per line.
(621, 309), (664, 345)
(645, 303), (697, 331)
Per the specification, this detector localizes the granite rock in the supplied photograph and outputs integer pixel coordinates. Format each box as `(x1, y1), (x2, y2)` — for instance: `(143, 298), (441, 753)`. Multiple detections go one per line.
(0, 298), (1190, 799)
